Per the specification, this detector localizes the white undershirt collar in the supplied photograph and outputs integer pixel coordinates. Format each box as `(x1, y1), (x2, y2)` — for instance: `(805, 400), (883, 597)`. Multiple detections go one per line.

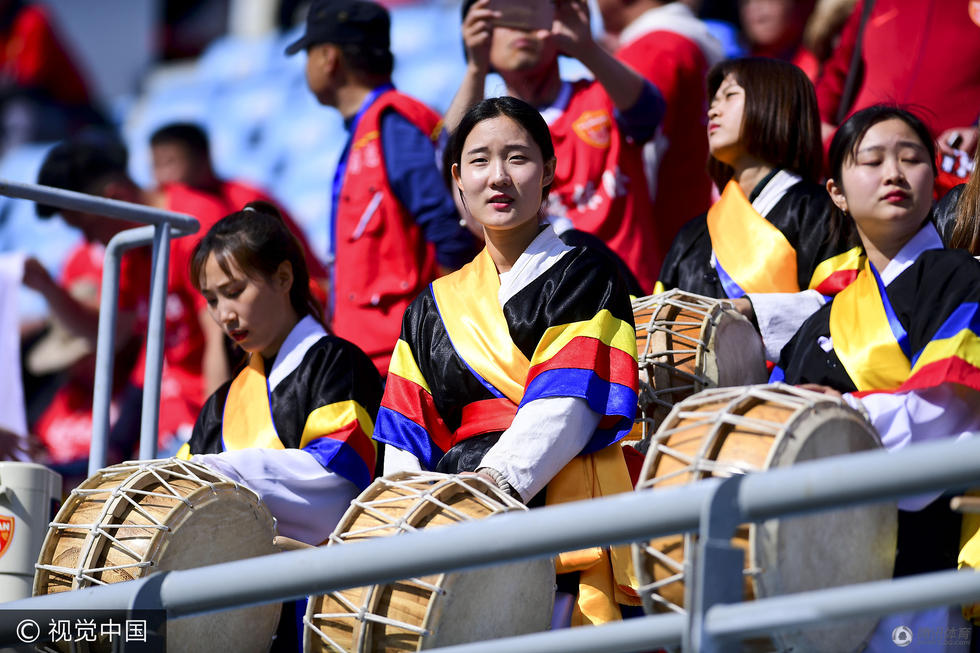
(497, 224), (573, 308)
(267, 314), (327, 392)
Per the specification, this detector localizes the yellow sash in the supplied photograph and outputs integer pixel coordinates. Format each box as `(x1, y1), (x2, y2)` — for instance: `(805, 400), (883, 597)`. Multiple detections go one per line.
(431, 249), (529, 404)
(432, 247), (639, 624)
(828, 261), (911, 392)
(222, 356), (287, 451)
(706, 180), (800, 294)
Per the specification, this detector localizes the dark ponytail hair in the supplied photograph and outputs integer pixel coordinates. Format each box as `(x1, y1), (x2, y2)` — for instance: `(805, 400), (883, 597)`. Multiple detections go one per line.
(190, 201), (323, 325)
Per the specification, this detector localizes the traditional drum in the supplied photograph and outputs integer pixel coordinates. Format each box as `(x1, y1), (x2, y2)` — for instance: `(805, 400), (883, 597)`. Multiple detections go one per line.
(632, 384), (897, 652)
(304, 471), (554, 652)
(631, 290), (767, 442)
(34, 458), (280, 653)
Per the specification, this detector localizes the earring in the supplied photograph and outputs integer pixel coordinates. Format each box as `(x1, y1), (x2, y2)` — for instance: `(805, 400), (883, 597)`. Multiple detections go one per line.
(459, 216), (467, 227)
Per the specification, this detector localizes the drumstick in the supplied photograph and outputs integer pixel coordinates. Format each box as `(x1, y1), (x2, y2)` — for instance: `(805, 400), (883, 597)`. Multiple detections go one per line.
(273, 535), (314, 551)
(949, 496), (980, 513)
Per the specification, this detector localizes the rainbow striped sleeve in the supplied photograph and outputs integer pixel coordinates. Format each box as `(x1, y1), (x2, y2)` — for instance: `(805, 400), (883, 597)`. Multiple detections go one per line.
(854, 302), (980, 398)
(374, 339), (454, 470)
(299, 399), (377, 491)
(522, 308), (639, 453)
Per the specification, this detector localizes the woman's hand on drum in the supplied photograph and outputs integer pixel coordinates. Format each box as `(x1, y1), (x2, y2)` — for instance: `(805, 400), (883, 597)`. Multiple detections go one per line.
(797, 383), (843, 399)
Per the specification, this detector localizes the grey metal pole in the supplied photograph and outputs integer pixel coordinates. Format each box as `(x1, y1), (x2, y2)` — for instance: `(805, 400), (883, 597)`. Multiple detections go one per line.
(88, 226), (156, 477)
(138, 222), (171, 460)
(0, 179), (198, 231)
(432, 613), (687, 653)
(3, 435), (979, 647)
(705, 568), (980, 644)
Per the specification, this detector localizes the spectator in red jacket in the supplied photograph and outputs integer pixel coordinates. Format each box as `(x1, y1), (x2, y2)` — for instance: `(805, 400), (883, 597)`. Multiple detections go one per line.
(815, 0), (980, 159)
(149, 122), (329, 302)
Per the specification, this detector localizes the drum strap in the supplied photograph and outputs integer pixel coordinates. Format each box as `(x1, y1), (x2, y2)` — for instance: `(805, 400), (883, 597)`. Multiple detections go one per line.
(706, 180), (799, 296)
(222, 356), (287, 451)
(829, 259), (911, 392)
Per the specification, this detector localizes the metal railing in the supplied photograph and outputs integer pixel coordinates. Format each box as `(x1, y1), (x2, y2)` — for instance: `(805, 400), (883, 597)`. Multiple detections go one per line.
(0, 179), (199, 474)
(1, 433), (978, 651)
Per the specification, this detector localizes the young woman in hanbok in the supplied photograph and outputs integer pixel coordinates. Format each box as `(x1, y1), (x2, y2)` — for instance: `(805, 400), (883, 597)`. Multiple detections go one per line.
(374, 97), (641, 626)
(658, 57), (863, 360)
(773, 106), (980, 650)
(177, 203), (383, 547)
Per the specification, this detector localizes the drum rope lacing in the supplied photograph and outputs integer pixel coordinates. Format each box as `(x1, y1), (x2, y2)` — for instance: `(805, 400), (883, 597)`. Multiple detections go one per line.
(36, 459), (254, 588)
(307, 473), (527, 649)
(634, 385), (831, 612)
(633, 292), (724, 426)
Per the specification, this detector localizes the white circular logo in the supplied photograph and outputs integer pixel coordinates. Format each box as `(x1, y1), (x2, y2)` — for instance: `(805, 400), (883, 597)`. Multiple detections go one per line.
(892, 625), (913, 647)
(15, 619), (39, 643)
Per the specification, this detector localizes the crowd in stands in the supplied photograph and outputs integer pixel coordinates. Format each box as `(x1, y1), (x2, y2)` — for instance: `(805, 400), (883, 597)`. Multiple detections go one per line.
(0, 0), (978, 649)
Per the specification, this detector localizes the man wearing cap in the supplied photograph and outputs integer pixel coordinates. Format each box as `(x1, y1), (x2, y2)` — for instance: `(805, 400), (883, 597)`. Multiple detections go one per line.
(25, 139), (231, 459)
(447, 0), (666, 292)
(287, 0), (478, 377)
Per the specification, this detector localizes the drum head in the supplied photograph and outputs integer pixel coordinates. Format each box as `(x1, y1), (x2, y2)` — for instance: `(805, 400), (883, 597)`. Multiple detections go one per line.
(305, 472), (554, 652)
(34, 458), (280, 653)
(755, 402), (898, 653)
(633, 385), (897, 652)
(633, 290), (767, 435)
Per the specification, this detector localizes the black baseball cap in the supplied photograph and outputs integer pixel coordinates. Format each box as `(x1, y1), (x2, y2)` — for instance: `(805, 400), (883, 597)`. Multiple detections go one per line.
(284, 0), (390, 55)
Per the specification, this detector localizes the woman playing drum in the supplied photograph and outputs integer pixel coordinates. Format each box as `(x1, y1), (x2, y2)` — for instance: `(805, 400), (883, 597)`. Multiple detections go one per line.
(374, 97), (640, 626)
(176, 202), (384, 547)
(658, 57), (863, 360)
(773, 106), (980, 649)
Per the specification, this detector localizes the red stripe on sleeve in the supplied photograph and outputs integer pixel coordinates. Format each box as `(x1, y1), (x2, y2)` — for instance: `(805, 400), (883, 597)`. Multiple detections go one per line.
(324, 420), (377, 470)
(381, 374), (454, 453)
(526, 336), (638, 391)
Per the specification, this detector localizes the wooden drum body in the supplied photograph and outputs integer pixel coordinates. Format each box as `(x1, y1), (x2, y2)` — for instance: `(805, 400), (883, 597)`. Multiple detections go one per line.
(304, 472), (554, 652)
(632, 384), (897, 652)
(34, 458), (280, 653)
(632, 290), (767, 439)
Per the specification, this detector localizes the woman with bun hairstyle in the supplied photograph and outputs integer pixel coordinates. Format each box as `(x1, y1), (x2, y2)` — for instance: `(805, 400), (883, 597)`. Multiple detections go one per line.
(375, 97), (641, 626)
(177, 201), (383, 547)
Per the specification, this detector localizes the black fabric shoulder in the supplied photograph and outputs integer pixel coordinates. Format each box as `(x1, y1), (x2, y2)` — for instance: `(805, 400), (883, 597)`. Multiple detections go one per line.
(888, 248), (980, 352)
(657, 213), (722, 297)
(933, 184), (965, 247)
(187, 380), (233, 455)
(503, 245), (634, 360)
(558, 228), (644, 295)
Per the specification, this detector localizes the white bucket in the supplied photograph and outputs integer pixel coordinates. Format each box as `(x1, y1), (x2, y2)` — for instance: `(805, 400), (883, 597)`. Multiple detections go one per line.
(0, 462), (61, 601)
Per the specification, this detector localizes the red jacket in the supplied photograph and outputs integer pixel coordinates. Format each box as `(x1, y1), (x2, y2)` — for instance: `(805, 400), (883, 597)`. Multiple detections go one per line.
(617, 20), (717, 275)
(816, 0), (980, 138)
(547, 80), (659, 292)
(331, 90), (440, 375)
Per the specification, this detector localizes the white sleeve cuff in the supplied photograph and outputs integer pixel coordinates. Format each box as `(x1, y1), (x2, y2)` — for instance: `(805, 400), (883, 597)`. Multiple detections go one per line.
(478, 396), (601, 501)
(843, 383), (980, 511)
(749, 289), (827, 361)
(383, 443), (423, 475)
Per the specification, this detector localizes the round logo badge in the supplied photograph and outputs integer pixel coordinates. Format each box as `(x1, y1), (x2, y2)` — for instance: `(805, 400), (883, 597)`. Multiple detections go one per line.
(970, 0), (980, 28)
(892, 625), (913, 647)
